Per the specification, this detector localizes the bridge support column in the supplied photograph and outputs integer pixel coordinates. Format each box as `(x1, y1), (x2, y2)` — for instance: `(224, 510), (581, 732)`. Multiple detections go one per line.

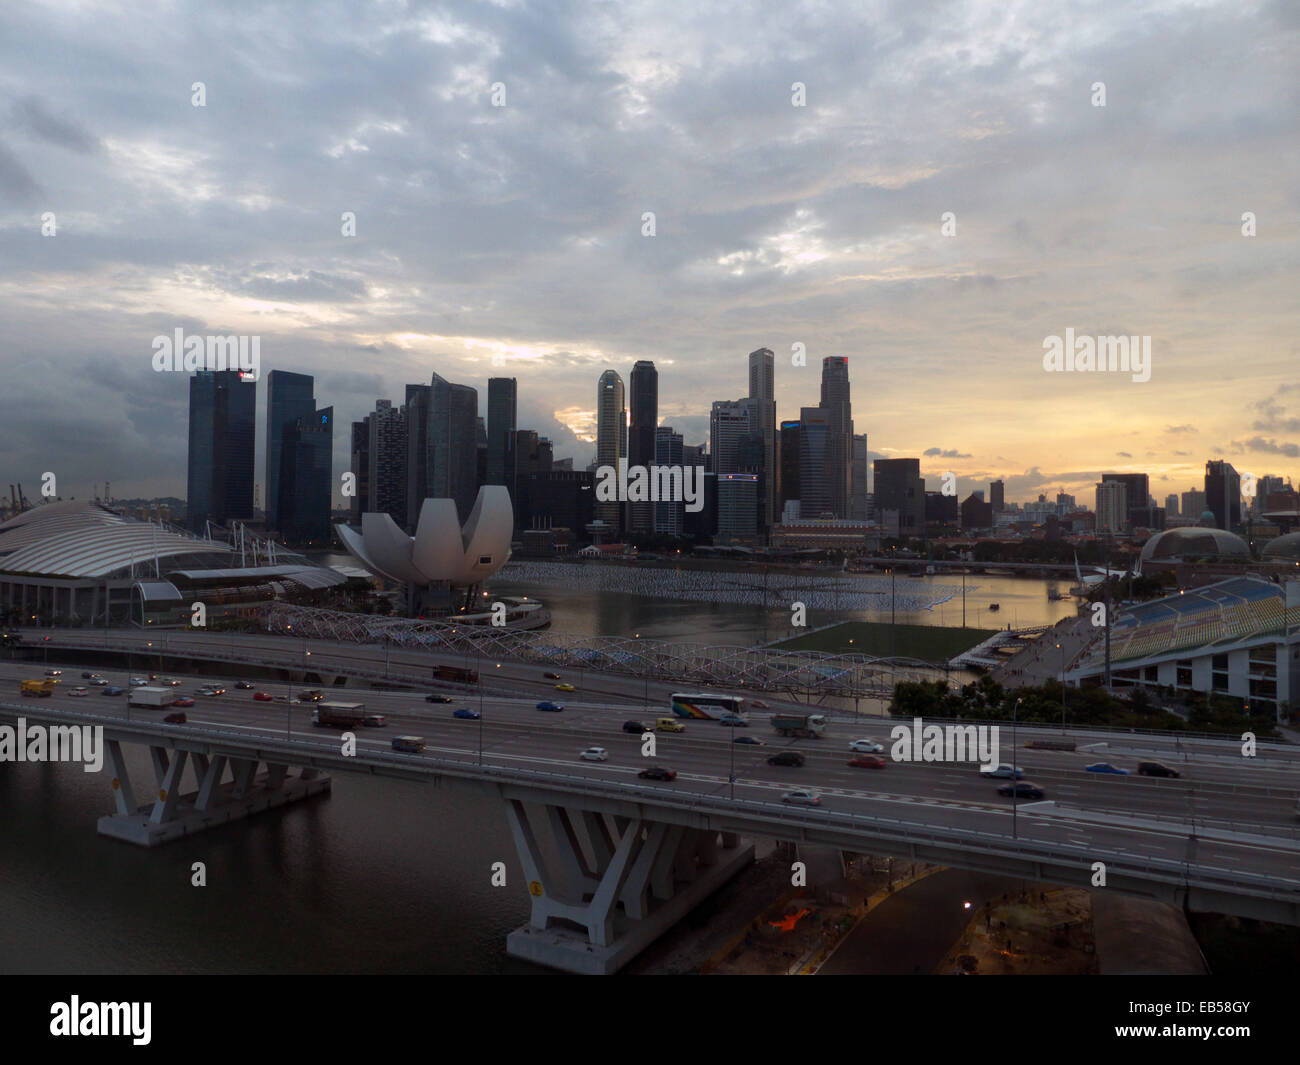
(97, 742), (330, 847)
(503, 797), (753, 975)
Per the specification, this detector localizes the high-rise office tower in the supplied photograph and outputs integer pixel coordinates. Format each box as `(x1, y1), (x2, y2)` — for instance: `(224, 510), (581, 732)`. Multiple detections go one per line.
(653, 426), (684, 536)
(367, 399), (408, 528)
(628, 360), (658, 534)
(279, 406), (333, 542)
(403, 383), (430, 528)
(851, 434), (869, 519)
(990, 479), (1005, 513)
(1102, 472), (1153, 528)
(819, 357), (853, 517)
(265, 370), (315, 533)
(779, 419), (801, 514)
(1181, 489), (1207, 520)
(1095, 480), (1128, 533)
(429, 373), (479, 523)
(748, 348), (776, 527)
(1204, 461), (1241, 530)
(595, 370), (626, 529)
(187, 369), (255, 532)
(873, 458), (924, 537)
(798, 407), (831, 519)
(486, 378), (517, 487)
(709, 399), (756, 475)
(1165, 493), (1180, 518)
(350, 418), (370, 519)
(508, 429), (553, 530)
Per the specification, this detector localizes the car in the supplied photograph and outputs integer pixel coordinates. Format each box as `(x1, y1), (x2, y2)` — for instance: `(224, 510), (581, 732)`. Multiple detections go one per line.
(656, 718), (685, 733)
(171, 697), (195, 708)
(88, 677), (108, 686)
(535, 700), (564, 712)
(199, 687), (225, 697)
(997, 782), (1045, 799)
(69, 686), (89, 697)
(129, 677), (148, 687)
(80, 672), (95, 679)
(544, 672), (561, 680)
(162, 678), (182, 687)
(782, 789), (822, 807)
(298, 690), (324, 702)
(148, 673), (159, 681)
(767, 751), (806, 767)
(235, 681), (254, 690)
(45, 669), (61, 677)
(734, 736), (764, 745)
(979, 763), (1024, 779)
(849, 739), (884, 753)
(103, 686), (124, 696)
(363, 714), (386, 728)
(1137, 761), (1181, 779)
(718, 714), (749, 727)
(1085, 762), (1129, 775)
(392, 735), (425, 753)
(252, 691), (273, 701)
(579, 747), (608, 762)
(847, 755), (886, 769)
(555, 683), (576, 692)
(622, 720), (650, 734)
(749, 699), (770, 709)
(163, 711), (187, 724)
(426, 694), (454, 704)
(638, 766), (677, 781)
(453, 708), (481, 720)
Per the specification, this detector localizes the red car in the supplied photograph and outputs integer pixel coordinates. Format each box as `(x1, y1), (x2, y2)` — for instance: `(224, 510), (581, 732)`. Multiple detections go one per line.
(544, 672), (561, 680)
(847, 755), (887, 769)
(253, 691), (273, 701)
(171, 697), (195, 708)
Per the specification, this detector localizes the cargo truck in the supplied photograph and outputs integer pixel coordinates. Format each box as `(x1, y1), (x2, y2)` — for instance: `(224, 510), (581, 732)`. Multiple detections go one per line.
(20, 678), (54, 697)
(771, 713), (827, 739)
(129, 687), (177, 709)
(433, 665), (478, 685)
(313, 702), (366, 729)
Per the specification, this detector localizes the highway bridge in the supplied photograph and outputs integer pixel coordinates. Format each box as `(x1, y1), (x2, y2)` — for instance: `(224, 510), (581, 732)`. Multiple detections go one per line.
(2, 652), (1297, 973)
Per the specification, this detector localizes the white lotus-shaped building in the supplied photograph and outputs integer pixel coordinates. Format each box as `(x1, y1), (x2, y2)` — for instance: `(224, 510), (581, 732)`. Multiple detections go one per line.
(335, 486), (513, 592)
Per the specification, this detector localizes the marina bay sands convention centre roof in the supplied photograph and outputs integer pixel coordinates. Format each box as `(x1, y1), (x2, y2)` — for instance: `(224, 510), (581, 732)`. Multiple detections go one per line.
(0, 501), (345, 626)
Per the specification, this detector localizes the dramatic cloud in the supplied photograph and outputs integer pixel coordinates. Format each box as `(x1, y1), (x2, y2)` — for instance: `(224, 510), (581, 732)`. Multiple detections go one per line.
(0, 0), (1296, 504)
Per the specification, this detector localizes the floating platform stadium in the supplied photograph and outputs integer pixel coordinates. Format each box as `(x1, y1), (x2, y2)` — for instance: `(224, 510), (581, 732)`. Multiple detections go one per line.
(1065, 575), (1300, 721)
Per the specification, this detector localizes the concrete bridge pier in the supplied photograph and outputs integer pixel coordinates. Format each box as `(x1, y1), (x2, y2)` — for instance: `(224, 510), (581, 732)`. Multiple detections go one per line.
(503, 797), (753, 974)
(98, 739), (330, 846)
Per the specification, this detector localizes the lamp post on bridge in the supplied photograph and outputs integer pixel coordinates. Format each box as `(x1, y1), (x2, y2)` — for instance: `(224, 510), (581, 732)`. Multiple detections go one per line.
(1012, 696), (1021, 839)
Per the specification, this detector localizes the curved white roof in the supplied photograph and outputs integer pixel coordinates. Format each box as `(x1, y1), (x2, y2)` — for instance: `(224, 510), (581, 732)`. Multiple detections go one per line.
(0, 500), (235, 578)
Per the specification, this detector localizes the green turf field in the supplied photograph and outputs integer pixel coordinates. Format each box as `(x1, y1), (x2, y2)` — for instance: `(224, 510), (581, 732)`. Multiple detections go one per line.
(769, 621), (996, 662)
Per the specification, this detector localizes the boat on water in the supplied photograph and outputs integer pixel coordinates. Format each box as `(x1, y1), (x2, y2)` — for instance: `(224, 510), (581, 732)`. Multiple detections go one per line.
(1047, 589), (1067, 601)
(989, 602), (1000, 611)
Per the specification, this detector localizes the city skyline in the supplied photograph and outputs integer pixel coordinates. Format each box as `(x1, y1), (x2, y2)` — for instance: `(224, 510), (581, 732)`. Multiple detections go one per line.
(1, 2), (1296, 510)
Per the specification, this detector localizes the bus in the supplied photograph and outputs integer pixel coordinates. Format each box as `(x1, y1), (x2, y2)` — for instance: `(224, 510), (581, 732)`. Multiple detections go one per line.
(671, 693), (745, 721)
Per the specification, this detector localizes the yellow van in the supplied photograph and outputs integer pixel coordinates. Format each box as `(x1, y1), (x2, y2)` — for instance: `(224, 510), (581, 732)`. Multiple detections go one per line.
(656, 717), (685, 733)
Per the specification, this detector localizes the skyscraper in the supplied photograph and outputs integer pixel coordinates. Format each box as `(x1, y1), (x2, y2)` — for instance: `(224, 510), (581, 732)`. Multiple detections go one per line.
(990, 479), (1005, 513)
(748, 348), (776, 527)
(1205, 460), (1241, 530)
(1165, 493), (1180, 518)
(628, 360), (658, 534)
(819, 357), (853, 517)
(186, 369), (255, 532)
(1095, 480), (1127, 533)
(595, 370), (626, 529)
(279, 406), (333, 542)
(265, 370), (315, 533)
(1181, 488), (1207, 521)
(429, 372), (479, 523)
(350, 417), (370, 519)
(873, 458), (924, 537)
(486, 378), (517, 487)
(653, 426), (684, 536)
(1102, 472), (1153, 528)
(709, 399), (756, 475)
(779, 419), (801, 516)
(851, 434), (869, 519)
(798, 407), (831, 519)
(368, 399), (407, 528)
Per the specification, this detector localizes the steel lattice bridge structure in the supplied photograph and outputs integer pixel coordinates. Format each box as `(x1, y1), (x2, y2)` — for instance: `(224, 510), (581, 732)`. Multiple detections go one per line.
(263, 604), (940, 702)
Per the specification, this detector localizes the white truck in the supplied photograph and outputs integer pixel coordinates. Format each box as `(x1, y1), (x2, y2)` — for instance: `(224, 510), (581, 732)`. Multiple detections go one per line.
(128, 686), (176, 709)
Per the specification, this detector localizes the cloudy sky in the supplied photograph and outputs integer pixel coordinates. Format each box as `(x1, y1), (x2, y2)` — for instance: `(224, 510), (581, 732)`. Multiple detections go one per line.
(1, 0), (1297, 510)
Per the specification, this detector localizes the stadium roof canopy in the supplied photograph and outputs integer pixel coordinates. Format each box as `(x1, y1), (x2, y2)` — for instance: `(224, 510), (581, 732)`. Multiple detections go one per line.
(1262, 531), (1300, 562)
(1139, 526), (1250, 563)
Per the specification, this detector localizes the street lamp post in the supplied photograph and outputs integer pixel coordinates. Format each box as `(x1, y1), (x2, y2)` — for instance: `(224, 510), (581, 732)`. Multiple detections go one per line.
(478, 648), (484, 766)
(1057, 641), (1066, 729)
(1012, 696), (1021, 838)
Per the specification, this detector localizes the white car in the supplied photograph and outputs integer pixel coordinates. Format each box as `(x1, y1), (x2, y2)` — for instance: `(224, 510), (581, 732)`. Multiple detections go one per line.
(979, 763), (1023, 779)
(129, 677), (148, 687)
(579, 747), (609, 762)
(89, 677), (109, 686)
(849, 739), (884, 753)
(782, 790), (822, 807)
(69, 686), (89, 697)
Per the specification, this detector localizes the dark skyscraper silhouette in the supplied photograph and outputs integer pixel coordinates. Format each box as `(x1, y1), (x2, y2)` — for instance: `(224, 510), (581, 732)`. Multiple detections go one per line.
(187, 369), (255, 532)
(266, 369), (317, 533)
(819, 356), (853, 517)
(629, 360), (658, 534)
(487, 378), (517, 487)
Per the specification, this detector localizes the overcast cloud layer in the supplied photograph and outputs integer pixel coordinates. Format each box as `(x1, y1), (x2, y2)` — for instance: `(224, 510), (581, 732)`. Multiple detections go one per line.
(1, 0), (1297, 508)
